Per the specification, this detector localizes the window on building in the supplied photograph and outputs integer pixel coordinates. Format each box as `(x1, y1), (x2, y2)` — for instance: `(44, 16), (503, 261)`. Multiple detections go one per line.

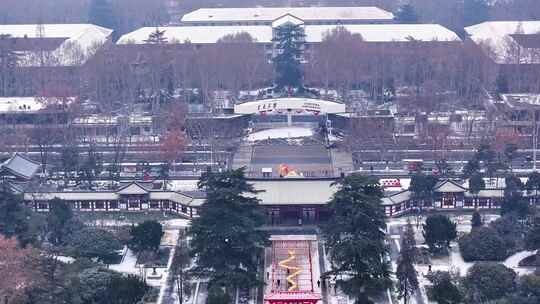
(95, 202), (105, 209)
(38, 203), (48, 209)
(150, 201), (160, 209)
(81, 202), (90, 209)
(110, 201), (118, 209)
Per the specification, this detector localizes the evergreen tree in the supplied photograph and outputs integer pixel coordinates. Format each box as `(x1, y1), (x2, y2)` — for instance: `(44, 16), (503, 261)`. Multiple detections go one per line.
(88, 0), (116, 30)
(463, 158), (480, 178)
(396, 221), (419, 304)
(504, 143), (518, 171)
(189, 168), (268, 292)
(46, 199), (74, 245)
(409, 173), (438, 208)
(423, 214), (457, 253)
(106, 274), (149, 304)
(428, 271), (463, 304)
(463, 0), (490, 27)
(394, 4), (419, 24)
(322, 174), (391, 303)
(525, 215), (540, 252)
(0, 182), (29, 242)
(206, 286), (232, 304)
(526, 171), (540, 202)
(476, 144), (500, 177)
(464, 263), (516, 301)
(504, 174), (524, 198)
(272, 23), (306, 89)
(159, 162), (171, 190)
(469, 173), (485, 207)
(502, 175), (530, 218)
(471, 210), (482, 228)
(459, 227), (507, 261)
(66, 228), (122, 263)
(144, 28), (168, 44)
(129, 220), (163, 252)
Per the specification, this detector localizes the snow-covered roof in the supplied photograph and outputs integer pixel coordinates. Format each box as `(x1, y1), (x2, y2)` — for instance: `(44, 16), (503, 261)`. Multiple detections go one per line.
(433, 179), (467, 193)
(501, 93), (540, 108)
(24, 188), (199, 206)
(464, 189), (504, 198)
(381, 190), (411, 206)
(0, 24), (113, 66)
(0, 153), (41, 180)
(272, 14), (304, 27)
(0, 97), (75, 114)
(307, 24), (461, 42)
(250, 179), (337, 205)
(181, 7), (394, 23)
(465, 21), (540, 64)
(0, 97), (45, 113)
(117, 26), (271, 44)
(118, 24), (460, 45)
(117, 182), (149, 195)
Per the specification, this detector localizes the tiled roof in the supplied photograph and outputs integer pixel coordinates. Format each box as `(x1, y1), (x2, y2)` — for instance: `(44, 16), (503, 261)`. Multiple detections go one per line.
(0, 153), (41, 179)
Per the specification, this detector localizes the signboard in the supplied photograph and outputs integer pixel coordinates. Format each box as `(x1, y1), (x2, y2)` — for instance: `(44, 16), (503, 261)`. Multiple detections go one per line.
(235, 98), (345, 115)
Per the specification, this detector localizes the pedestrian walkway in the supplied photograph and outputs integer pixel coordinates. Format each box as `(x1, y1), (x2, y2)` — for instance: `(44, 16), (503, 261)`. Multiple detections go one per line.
(109, 247), (139, 275)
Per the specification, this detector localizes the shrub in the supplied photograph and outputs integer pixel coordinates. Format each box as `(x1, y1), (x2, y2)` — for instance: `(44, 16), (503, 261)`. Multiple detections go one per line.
(458, 227), (508, 261)
(490, 215), (521, 252)
(464, 263), (516, 301)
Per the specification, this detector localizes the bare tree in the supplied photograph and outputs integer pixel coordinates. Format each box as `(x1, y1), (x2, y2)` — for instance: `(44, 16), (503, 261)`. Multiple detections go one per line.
(307, 26), (364, 102)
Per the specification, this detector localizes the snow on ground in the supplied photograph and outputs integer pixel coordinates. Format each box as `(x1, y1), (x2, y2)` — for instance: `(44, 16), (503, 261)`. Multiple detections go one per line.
(109, 246), (139, 275)
(56, 255), (76, 264)
(310, 240), (322, 295)
(162, 218), (191, 229)
(448, 244), (474, 276)
(247, 127), (314, 142)
(503, 250), (538, 276)
(108, 246), (167, 287)
(161, 229), (180, 246)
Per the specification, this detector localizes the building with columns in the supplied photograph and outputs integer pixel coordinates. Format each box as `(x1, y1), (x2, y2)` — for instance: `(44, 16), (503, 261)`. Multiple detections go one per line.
(18, 177), (519, 220)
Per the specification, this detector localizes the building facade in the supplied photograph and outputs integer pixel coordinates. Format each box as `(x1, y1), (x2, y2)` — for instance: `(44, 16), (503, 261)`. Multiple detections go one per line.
(18, 177), (525, 221)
